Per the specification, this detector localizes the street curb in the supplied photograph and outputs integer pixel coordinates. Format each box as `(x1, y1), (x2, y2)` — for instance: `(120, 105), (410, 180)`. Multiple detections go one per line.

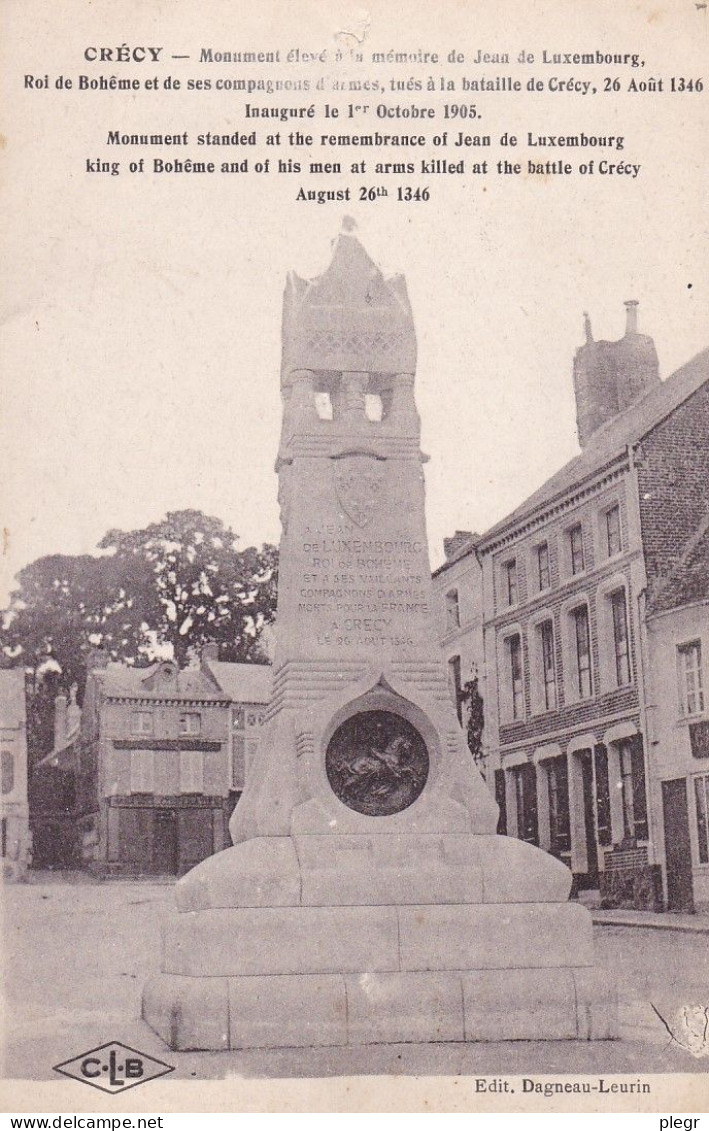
(593, 915), (709, 935)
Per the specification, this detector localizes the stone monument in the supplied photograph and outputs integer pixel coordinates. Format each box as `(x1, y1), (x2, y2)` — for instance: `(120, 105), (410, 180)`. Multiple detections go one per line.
(143, 226), (616, 1050)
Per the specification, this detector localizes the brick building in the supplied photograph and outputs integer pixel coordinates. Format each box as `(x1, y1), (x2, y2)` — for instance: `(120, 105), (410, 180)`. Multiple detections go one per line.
(645, 516), (709, 911)
(433, 306), (708, 908)
(31, 651), (271, 876)
(0, 669), (30, 881)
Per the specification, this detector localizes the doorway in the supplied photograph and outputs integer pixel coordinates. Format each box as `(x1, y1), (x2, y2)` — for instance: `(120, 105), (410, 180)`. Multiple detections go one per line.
(578, 750), (599, 889)
(152, 809), (178, 874)
(662, 778), (695, 912)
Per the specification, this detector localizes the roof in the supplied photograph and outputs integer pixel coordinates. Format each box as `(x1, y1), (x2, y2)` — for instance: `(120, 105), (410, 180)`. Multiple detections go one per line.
(203, 660), (272, 704)
(97, 662), (229, 702)
(0, 669), (26, 728)
(479, 346), (709, 546)
(649, 511), (709, 615)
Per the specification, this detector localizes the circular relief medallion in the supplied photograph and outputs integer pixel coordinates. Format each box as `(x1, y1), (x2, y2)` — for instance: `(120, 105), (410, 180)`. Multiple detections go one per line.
(325, 709), (429, 817)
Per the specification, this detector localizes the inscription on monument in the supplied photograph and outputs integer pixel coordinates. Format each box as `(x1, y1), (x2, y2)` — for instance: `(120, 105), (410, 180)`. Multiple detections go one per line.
(325, 710), (429, 816)
(298, 527), (430, 647)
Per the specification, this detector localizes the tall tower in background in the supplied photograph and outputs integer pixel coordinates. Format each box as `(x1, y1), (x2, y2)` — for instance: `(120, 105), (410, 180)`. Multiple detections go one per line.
(573, 301), (660, 447)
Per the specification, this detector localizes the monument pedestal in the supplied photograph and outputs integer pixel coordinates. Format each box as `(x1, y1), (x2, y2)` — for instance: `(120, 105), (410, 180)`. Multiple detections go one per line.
(143, 832), (615, 1050)
(143, 228), (616, 1051)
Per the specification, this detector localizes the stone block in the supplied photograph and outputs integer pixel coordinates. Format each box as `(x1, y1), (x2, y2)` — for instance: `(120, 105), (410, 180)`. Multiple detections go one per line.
(163, 905), (401, 977)
(345, 971), (464, 1044)
(472, 835), (573, 903)
(142, 974), (229, 1051)
(397, 902), (594, 971)
(290, 794), (472, 836)
(462, 968), (577, 1040)
(296, 834), (483, 905)
(228, 975), (347, 1049)
(175, 838), (300, 912)
(573, 967), (619, 1039)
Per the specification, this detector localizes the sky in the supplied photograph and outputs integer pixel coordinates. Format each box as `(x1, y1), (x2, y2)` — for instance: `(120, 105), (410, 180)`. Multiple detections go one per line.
(2, 0), (707, 602)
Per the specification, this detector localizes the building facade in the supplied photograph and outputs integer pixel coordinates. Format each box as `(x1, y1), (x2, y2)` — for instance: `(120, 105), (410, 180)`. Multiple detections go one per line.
(478, 433), (653, 902)
(32, 650), (271, 876)
(645, 517), (709, 911)
(432, 531), (483, 728)
(0, 669), (30, 881)
(434, 307), (709, 910)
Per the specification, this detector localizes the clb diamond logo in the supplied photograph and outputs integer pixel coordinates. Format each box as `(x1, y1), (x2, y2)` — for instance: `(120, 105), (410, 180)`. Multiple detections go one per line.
(53, 1041), (174, 1094)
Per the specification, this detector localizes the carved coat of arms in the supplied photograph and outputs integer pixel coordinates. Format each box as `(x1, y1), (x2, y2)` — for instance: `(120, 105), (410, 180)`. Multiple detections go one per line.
(332, 454), (386, 527)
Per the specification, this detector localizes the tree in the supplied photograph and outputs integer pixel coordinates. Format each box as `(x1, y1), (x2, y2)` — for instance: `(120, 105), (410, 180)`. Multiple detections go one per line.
(459, 669), (485, 773)
(0, 510), (278, 761)
(0, 551), (148, 762)
(98, 510), (277, 667)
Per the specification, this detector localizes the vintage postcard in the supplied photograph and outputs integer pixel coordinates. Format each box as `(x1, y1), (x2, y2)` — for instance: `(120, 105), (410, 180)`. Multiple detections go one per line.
(1, 0), (708, 1116)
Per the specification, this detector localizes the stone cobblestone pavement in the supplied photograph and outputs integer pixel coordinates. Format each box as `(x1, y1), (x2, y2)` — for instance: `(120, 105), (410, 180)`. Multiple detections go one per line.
(2, 877), (709, 1081)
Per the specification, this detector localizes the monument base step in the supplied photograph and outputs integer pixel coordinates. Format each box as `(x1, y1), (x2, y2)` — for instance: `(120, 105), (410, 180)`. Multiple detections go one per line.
(161, 901), (594, 977)
(143, 966), (617, 1050)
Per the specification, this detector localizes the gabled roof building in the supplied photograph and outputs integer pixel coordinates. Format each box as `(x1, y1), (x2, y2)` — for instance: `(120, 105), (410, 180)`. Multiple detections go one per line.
(31, 649), (271, 876)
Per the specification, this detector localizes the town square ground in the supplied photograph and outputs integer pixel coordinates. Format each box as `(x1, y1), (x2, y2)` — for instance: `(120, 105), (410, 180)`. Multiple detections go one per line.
(2, 875), (708, 1082)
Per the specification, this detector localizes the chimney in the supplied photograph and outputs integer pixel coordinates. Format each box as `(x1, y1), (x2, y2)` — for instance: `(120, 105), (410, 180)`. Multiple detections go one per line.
(86, 647), (110, 671)
(624, 300), (639, 336)
(573, 301), (659, 447)
(67, 683), (81, 738)
(443, 530), (478, 560)
(201, 643), (220, 665)
(616, 299), (660, 412)
(54, 693), (68, 751)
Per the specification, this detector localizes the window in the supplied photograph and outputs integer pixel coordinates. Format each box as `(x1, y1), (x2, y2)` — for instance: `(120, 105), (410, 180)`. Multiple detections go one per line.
(232, 733), (246, 790)
(537, 542), (550, 591)
(610, 590), (631, 686)
(546, 756), (571, 855)
(504, 559), (518, 606)
(445, 588), (461, 631)
(179, 711), (201, 736)
(365, 393), (383, 422)
(569, 524), (585, 575)
(695, 774), (709, 864)
(1, 817), (6, 857)
(448, 655), (462, 722)
(1, 751), (14, 795)
(678, 641), (704, 716)
(131, 710), (153, 736)
(245, 738), (259, 776)
(572, 605), (593, 698)
(539, 620), (557, 710)
(606, 505), (622, 556)
(506, 634), (524, 720)
(130, 749), (154, 793)
(494, 769), (507, 835)
(314, 391), (333, 420)
(618, 737), (648, 840)
(179, 749), (204, 793)
(594, 744), (612, 847)
(513, 763), (539, 845)
(232, 706), (245, 730)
